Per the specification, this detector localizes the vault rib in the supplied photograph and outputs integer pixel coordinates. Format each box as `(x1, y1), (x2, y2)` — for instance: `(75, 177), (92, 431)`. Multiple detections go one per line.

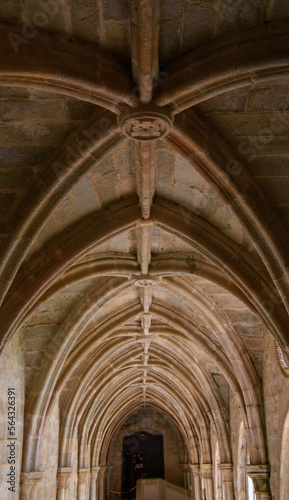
(134, 141), (156, 219)
(130, 0), (160, 103)
(136, 223), (152, 275)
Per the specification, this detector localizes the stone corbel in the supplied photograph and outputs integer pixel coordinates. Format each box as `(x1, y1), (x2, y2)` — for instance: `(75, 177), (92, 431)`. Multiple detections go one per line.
(20, 471), (44, 500)
(78, 468), (90, 485)
(57, 467), (74, 489)
(98, 465), (107, 478)
(91, 466), (100, 481)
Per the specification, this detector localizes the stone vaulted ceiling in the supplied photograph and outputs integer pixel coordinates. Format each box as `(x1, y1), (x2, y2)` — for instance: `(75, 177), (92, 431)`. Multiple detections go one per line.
(1, 0), (289, 488)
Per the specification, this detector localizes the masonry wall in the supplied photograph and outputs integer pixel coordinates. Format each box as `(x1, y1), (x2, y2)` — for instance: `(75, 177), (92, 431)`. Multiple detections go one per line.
(41, 402), (59, 499)
(263, 331), (289, 500)
(0, 332), (24, 500)
(40, 400), (79, 498)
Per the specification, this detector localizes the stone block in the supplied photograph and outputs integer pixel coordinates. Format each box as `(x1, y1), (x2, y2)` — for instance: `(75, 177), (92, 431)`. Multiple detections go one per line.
(0, 193), (16, 215)
(71, 175), (100, 215)
(91, 153), (115, 177)
(93, 171), (118, 206)
(102, 0), (129, 20)
(255, 177), (289, 205)
(0, 145), (54, 168)
(197, 88), (248, 113)
(159, 20), (181, 64)
(117, 149), (133, 178)
(182, 3), (215, 53)
(161, 0), (184, 20)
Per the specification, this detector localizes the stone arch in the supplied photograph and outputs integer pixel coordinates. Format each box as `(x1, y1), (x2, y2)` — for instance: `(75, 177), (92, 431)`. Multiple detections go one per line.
(156, 24), (289, 113)
(1, 5), (288, 500)
(20, 274), (267, 473)
(2, 197), (286, 350)
(106, 409), (188, 493)
(0, 24), (136, 110)
(166, 115), (289, 321)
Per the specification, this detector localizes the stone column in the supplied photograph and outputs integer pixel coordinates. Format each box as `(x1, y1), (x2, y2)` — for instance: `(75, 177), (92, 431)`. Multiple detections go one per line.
(218, 464), (235, 500)
(98, 466), (107, 500)
(90, 467), (100, 500)
(181, 464), (191, 490)
(190, 465), (201, 500)
(202, 464), (214, 500)
(57, 467), (74, 500)
(106, 465), (113, 500)
(78, 468), (90, 499)
(20, 471), (44, 500)
(247, 465), (271, 500)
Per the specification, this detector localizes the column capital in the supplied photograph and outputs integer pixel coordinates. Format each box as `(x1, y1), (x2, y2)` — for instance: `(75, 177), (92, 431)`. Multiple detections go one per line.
(106, 465), (113, 477)
(218, 463), (234, 481)
(57, 467), (74, 489)
(98, 466), (107, 478)
(246, 464), (269, 474)
(20, 472), (44, 498)
(78, 468), (90, 485)
(21, 471), (44, 483)
(202, 463), (213, 477)
(91, 467), (100, 480)
(246, 465), (271, 493)
(218, 463), (233, 472)
(189, 464), (200, 476)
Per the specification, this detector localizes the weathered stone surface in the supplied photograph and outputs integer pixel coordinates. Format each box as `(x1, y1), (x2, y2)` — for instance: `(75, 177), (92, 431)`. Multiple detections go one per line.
(0, 333), (24, 500)
(0, 2), (289, 500)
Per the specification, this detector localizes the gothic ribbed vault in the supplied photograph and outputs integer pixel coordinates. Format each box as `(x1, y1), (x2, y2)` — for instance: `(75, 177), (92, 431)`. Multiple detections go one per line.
(1, 1), (289, 499)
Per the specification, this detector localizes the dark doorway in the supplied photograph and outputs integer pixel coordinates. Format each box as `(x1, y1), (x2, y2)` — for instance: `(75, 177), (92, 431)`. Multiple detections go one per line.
(122, 432), (164, 498)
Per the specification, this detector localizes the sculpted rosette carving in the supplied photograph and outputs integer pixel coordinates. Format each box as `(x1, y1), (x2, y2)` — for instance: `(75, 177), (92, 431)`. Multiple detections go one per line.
(119, 107), (173, 141)
(130, 118), (162, 139)
(133, 278), (158, 287)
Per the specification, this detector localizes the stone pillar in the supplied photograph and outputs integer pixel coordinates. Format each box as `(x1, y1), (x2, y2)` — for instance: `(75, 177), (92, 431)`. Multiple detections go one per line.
(181, 464), (191, 490)
(247, 465), (271, 500)
(106, 465), (113, 500)
(190, 465), (201, 500)
(78, 468), (90, 499)
(20, 472), (44, 500)
(202, 464), (214, 500)
(90, 467), (100, 500)
(218, 464), (235, 500)
(57, 467), (74, 500)
(98, 466), (107, 500)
